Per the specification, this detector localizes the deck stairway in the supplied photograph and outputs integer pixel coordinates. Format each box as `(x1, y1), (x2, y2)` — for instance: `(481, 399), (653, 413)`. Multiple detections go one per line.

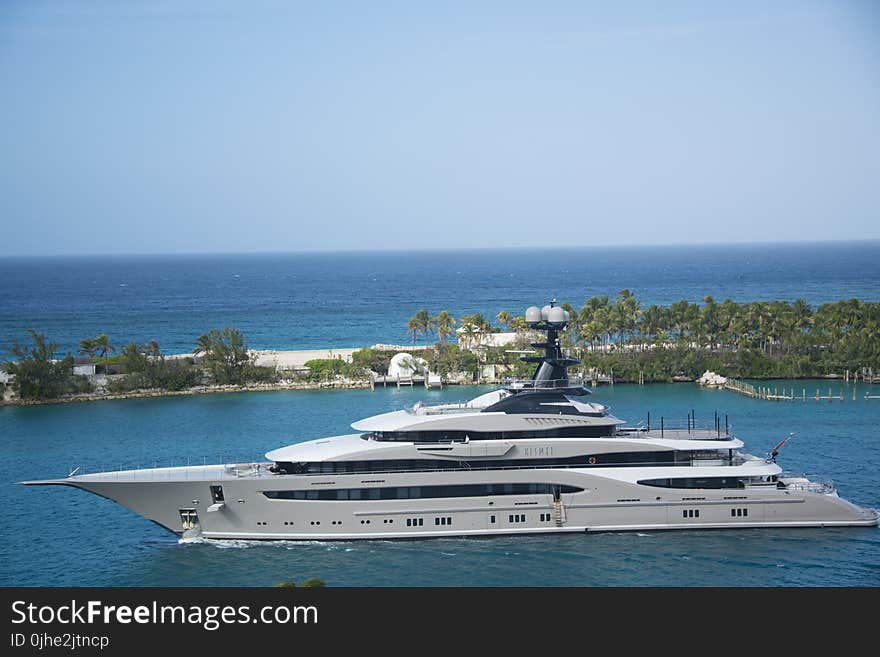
(553, 499), (566, 527)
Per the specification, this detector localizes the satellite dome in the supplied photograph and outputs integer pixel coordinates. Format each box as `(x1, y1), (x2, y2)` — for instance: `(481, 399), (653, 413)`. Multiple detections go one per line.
(387, 353), (426, 378)
(541, 305), (552, 321)
(524, 306), (542, 323)
(547, 306), (567, 324)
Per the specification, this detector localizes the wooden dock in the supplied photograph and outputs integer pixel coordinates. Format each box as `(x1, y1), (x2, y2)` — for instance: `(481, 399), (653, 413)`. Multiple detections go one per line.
(584, 367), (613, 386)
(723, 378), (862, 402)
(369, 372), (443, 389)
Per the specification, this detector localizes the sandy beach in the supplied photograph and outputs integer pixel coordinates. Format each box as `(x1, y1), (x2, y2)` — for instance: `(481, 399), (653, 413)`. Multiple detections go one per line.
(250, 348), (362, 370)
(166, 344), (432, 371)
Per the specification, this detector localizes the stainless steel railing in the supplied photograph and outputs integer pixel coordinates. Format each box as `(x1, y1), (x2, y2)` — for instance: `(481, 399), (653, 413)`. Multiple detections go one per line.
(502, 376), (586, 390)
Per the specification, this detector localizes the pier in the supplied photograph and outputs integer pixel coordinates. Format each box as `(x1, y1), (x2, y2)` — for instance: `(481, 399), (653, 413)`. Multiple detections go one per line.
(722, 378), (876, 402)
(369, 373), (443, 389)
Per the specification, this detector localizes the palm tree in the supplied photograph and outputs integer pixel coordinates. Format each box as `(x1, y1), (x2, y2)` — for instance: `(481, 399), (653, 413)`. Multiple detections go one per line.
(458, 322), (480, 350)
(194, 333), (214, 356)
(415, 309), (433, 341)
(459, 313), (491, 349)
(143, 340), (161, 358)
(93, 333), (114, 359)
(614, 289), (640, 346)
(78, 338), (97, 359)
(577, 296), (610, 350)
(405, 309), (433, 343)
(433, 311), (456, 342)
(406, 316), (420, 344)
(791, 299), (812, 333)
(667, 300), (692, 343)
(746, 301), (771, 352)
(639, 304), (667, 346)
(496, 311), (510, 330)
(700, 296), (719, 350)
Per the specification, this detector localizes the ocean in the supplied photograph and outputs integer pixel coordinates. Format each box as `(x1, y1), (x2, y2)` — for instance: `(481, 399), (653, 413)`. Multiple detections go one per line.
(1, 241), (879, 355)
(1, 242), (879, 586)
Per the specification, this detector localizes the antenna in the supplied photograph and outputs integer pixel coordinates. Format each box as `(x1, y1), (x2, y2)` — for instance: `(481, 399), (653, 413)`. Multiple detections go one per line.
(519, 300), (578, 385)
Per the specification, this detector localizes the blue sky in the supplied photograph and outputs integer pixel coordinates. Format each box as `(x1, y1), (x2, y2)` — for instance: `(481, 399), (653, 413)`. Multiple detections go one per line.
(1, 1), (878, 255)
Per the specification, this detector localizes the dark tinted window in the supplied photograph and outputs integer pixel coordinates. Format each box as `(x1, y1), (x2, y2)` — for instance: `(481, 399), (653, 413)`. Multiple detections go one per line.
(365, 426), (614, 441)
(639, 477), (745, 489)
(274, 450), (685, 476)
(265, 483), (583, 501)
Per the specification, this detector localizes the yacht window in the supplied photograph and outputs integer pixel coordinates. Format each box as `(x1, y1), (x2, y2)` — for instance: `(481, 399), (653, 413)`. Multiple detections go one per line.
(263, 483), (582, 501)
(368, 426), (617, 442)
(273, 450), (681, 476)
(640, 477), (745, 490)
(210, 485), (225, 503)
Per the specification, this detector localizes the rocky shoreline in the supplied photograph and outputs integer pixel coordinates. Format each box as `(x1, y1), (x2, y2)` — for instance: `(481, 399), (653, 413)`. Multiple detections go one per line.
(0, 379), (377, 407)
(1, 372), (860, 408)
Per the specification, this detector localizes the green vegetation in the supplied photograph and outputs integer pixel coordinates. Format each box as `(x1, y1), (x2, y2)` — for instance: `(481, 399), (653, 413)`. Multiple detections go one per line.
(2, 329), (92, 399)
(405, 309), (435, 343)
(3, 327), (277, 401)
(304, 347), (404, 381)
(272, 578), (326, 588)
(405, 296), (880, 383)
(302, 358), (363, 382)
(106, 342), (202, 393)
(194, 328), (277, 385)
(422, 343), (479, 378)
(573, 294), (880, 381)
(434, 310), (456, 342)
(78, 333), (115, 360)
(299, 577), (326, 588)
(4, 294), (876, 402)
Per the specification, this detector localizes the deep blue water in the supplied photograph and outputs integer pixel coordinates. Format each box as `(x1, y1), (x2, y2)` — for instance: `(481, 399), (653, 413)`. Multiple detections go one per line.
(2, 382), (878, 586)
(1, 241), (879, 355)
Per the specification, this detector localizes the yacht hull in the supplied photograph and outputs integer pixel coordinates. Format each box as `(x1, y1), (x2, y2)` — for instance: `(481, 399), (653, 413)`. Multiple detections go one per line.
(24, 465), (878, 540)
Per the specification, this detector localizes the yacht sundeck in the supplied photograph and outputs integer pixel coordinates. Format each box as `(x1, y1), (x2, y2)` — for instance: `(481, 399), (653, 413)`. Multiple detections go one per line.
(23, 302), (878, 539)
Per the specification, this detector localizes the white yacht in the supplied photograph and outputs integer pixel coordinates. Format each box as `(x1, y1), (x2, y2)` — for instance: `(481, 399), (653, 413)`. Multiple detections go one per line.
(24, 302), (878, 539)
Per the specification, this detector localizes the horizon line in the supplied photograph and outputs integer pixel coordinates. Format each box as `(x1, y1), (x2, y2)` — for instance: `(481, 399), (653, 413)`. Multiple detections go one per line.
(2, 237), (879, 260)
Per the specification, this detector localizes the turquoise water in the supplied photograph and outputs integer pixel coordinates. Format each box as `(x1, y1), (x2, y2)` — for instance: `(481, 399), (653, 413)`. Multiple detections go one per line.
(2, 382), (878, 586)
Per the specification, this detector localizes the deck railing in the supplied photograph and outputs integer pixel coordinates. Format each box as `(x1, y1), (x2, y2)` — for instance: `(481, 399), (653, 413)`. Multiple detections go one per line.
(780, 474), (835, 494)
(502, 376), (586, 391)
